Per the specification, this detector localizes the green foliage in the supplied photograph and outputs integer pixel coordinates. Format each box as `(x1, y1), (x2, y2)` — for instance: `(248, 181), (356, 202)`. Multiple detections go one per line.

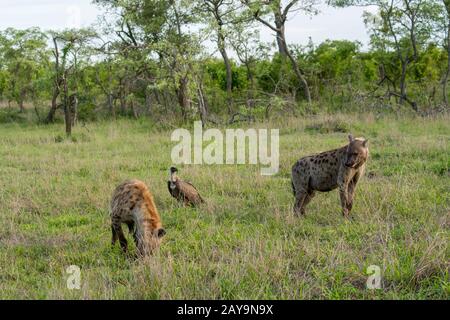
(0, 0), (448, 124)
(205, 59), (248, 91)
(0, 27), (50, 105)
(414, 44), (446, 81)
(0, 108), (27, 123)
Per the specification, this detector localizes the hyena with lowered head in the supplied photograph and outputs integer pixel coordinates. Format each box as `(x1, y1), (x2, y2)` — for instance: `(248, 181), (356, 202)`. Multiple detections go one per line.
(110, 179), (166, 256)
(291, 134), (369, 217)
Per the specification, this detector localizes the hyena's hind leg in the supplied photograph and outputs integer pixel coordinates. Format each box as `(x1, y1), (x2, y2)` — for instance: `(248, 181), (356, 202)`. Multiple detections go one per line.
(291, 167), (311, 216)
(293, 190), (315, 216)
(292, 181), (309, 216)
(301, 190), (315, 215)
(294, 191), (308, 216)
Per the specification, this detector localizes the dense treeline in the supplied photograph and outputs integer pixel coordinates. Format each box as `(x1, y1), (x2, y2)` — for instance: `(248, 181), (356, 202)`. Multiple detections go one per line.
(0, 0), (448, 135)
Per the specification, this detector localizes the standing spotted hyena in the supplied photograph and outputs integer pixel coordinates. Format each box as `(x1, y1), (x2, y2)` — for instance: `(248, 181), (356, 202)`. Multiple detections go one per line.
(110, 179), (166, 256)
(291, 135), (369, 217)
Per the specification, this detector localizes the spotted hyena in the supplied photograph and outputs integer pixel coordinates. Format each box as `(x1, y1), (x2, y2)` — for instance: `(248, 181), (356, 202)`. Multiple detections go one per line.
(291, 135), (369, 217)
(110, 180), (166, 256)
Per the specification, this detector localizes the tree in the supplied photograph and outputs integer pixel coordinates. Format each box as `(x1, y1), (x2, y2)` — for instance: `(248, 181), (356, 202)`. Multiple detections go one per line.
(0, 28), (49, 112)
(441, 0), (450, 105)
(95, 0), (202, 120)
(45, 29), (96, 136)
(243, 0), (317, 104)
(199, 0), (242, 113)
(0, 33), (9, 101)
(164, 0), (198, 120)
(229, 26), (265, 108)
(332, 0), (443, 110)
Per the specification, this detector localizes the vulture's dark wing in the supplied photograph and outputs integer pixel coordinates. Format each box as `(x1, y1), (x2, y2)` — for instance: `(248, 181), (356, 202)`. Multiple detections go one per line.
(168, 181), (174, 197)
(176, 180), (204, 205)
(168, 181), (181, 200)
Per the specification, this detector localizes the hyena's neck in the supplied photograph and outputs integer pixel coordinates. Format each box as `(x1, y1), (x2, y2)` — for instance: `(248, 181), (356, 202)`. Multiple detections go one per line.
(333, 146), (347, 165)
(138, 193), (162, 230)
(134, 208), (157, 239)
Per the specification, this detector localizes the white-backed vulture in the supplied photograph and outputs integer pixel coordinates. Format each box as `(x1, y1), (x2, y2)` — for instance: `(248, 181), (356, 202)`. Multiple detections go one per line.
(168, 167), (204, 206)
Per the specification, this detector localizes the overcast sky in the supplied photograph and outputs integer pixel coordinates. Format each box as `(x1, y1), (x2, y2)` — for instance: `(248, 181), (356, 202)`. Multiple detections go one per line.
(0, 0), (375, 48)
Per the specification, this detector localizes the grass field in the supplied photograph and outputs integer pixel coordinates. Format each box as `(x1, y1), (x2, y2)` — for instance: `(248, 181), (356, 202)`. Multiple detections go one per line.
(0, 113), (448, 299)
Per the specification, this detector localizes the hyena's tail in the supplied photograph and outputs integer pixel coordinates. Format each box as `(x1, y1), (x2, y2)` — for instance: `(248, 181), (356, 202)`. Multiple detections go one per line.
(291, 179), (296, 196)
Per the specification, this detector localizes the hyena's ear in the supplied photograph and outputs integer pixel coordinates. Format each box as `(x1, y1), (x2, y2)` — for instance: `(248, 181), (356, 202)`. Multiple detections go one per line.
(363, 139), (369, 147)
(158, 228), (166, 238)
(348, 134), (354, 143)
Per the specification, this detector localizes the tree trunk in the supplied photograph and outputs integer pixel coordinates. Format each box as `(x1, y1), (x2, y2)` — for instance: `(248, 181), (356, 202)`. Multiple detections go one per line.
(145, 88), (152, 114)
(63, 76), (71, 137)
(71, 94), (78, 126)
(119, 88), (126, 115)
(34, 102), (41, 122)
(97, 65), (115, 117)
(130, 99), (138, 119)
(108, 93), (114, 117)
(19, 98), (24, 113)
(197, 80), (208, 127)
(272, 8), (312, 104)
(275, 17), (288, 58)
(108, 65), (115, 116)
(46, 86), (60, 123)
(399, 60), (408, 105)
(218, 30), (233, 114)
(153, 89), (162, 106)
(47, 37), (61, 124)
(177, 76), (190, 120)
(443, 19), (450, 106)
(246, 63), (256, 108)
(119, 77), (128, 115)
(284, 39), (312, 104)
(18, 88), (27, 113)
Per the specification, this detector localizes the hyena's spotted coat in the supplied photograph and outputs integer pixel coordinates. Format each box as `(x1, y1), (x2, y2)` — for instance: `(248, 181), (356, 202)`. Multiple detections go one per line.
(291, 135), (369, 217)
(110, 180), (166, 256)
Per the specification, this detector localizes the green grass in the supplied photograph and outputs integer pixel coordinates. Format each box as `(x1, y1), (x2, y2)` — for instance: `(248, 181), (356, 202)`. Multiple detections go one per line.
(0, 113), (448, 299)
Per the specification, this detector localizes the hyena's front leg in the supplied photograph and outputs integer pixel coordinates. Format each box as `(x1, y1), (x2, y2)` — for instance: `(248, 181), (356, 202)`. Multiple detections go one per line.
(131, 228), (147, 257)
(112, 223), (128, 252)
(111, 225), (118, 246)
(338, 183), (350, 218)
(127, 221), (141, 253)
(347, 173), (361, 213)
(338, 168), (354, 218)
(347, 182), (356, 212)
